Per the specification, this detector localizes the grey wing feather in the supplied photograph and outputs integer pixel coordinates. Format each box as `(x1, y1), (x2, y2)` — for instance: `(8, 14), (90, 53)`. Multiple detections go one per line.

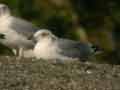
(58, 38), (93, 58)
(10, 16), (39, 38)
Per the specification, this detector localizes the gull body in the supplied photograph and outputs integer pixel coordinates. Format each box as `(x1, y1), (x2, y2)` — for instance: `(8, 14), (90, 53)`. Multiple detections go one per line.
(0, 4), (39, 57)
(33, 29), (96, 61)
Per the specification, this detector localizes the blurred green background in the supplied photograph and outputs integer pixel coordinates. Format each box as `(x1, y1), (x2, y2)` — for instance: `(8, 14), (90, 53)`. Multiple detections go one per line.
(0, 0), (119, 64)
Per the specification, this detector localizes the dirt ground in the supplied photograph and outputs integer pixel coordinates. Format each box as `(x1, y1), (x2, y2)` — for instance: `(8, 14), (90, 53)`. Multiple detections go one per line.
(0, 56), (120, 90)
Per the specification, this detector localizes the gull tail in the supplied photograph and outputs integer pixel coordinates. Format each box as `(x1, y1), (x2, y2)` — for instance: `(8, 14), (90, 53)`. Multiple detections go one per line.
(0, 33), (5, 39)
(91, 45), (104, 55)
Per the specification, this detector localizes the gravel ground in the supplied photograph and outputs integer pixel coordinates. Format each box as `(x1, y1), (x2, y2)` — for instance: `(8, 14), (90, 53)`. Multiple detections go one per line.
(0, 56), (120, 90)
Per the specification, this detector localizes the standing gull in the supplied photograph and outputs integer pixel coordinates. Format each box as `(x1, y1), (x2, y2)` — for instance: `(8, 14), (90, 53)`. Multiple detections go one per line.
(33, 29), (98, 61)
(0, 4), (39, 57)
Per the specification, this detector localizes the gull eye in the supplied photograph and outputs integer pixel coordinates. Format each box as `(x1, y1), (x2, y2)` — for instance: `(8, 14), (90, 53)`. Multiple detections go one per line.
(3, 6), (9, 12)
(2, 6), (7, 11)
(41, 32), (49, 37)
(0, 5), (8, 14)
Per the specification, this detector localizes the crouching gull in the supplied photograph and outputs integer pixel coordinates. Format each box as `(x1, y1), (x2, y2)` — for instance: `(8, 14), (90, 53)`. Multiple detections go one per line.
(0, 4), (39, 58)
(33, 29), (99, 61)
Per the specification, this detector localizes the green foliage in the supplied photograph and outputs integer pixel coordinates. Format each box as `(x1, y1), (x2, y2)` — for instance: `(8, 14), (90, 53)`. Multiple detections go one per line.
(0, 44), (14, 56)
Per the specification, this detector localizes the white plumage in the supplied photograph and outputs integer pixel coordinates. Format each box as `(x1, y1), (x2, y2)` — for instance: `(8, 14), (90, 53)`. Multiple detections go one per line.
(33, 29), (96, 61)
(0, 4), (39, 58)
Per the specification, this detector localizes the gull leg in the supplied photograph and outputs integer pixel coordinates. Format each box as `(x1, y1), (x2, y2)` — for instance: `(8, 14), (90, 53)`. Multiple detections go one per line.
(15, 47), (24, 60)
(12, 49), (18, 56)
(16, 48), (19, 57)
(12, 48), (19, 56)
(18, 47), (24, 59)
(13, 48), (21, 61)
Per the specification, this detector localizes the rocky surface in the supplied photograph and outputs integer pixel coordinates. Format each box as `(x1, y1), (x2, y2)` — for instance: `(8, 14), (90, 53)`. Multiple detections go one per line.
(0, 56), (120, 90)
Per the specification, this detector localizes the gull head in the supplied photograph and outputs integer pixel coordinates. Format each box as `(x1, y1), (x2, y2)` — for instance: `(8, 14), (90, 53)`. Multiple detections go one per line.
(34, 29), (57, 42)
(0, 4), (10, 17)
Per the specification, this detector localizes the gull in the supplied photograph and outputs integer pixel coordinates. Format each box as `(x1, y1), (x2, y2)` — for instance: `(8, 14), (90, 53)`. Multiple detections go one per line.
(33, 29), (99, 61)
(0, 4), (39, 58)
